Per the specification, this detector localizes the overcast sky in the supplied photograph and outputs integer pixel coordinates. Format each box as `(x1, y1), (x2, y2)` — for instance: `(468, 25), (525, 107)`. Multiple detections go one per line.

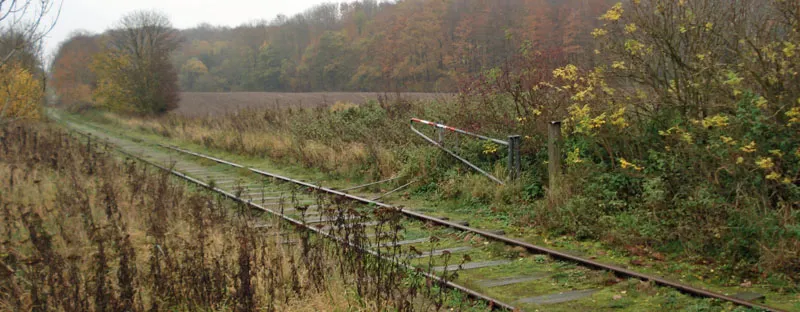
(44, 0), (333, 59)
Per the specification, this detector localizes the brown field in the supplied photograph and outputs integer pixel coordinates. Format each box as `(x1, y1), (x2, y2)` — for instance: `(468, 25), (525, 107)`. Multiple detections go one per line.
(174, 92), (453, 116)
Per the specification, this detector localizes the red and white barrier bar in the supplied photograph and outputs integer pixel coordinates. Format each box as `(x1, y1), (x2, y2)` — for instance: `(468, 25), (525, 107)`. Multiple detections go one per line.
(410, 118), (509, 146)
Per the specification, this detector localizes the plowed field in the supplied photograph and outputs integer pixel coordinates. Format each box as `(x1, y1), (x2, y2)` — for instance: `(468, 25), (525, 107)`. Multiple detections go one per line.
(175, 92), (451, 116)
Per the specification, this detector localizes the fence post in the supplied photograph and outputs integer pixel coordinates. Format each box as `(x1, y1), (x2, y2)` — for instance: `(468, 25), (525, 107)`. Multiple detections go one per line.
(507, 135), (521, 180)
(548, 121), (562, 190)
(437, 122), (444, 145)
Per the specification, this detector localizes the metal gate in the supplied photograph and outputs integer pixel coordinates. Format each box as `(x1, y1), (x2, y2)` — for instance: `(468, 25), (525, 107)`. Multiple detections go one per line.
(410, 118), (520, 185)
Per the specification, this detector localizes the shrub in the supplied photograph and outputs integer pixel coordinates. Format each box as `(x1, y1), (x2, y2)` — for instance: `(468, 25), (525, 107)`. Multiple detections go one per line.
(543, 0), (800, 278)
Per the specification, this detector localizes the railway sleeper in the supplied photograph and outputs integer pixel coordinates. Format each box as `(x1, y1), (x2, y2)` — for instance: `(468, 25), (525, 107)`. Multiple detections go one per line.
(302, 215), (364, 224)
(320, 220), (381, 232)
(431, 259), (512, 272)
(175, 167), (208, 172)
(477, 273), (550, 288)
(261, 201), (318, 208)
(240, 190), (287, 197)
(517, 289), (600, 305)
(375, 237), (431, 248)
(409, 246), (473, 259)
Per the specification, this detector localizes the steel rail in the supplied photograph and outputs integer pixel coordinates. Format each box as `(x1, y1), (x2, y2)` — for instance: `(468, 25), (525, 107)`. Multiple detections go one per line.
(163, 144), (786, 312)
(64, 130), (516, 311)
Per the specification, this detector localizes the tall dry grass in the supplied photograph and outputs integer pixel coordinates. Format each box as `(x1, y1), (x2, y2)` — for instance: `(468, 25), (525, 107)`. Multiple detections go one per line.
(95, 95), (533, 183)
(0, 123), (479, 311)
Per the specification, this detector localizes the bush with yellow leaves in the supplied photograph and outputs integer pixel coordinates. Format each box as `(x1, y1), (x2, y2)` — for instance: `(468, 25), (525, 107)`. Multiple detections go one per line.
(547, 0), (800, 282)
(0, 62), (43, 124)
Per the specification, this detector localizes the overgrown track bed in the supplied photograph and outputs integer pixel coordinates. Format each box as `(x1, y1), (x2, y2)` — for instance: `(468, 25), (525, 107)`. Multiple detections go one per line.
(60, 120), (785, 312)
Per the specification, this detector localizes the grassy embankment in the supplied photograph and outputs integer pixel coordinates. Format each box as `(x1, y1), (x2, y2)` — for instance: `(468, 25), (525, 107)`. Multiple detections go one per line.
(0, 122), (490, 311)
(60, 93), (800, 311)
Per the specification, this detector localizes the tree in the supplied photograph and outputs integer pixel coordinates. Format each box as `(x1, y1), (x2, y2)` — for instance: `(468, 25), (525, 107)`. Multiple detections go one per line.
(301, 31), (354, 91)
(0, 0), (62, 125)
(91, 52), (135, 113)
(150, 0), (615, 93)
(0, 62), (44, 121)
(594, 0), (791, 117)
(93, 10), (181, 114)
(51, 32), (101, 109)
(0, 31), (45, 120)
(255, 43), (285, 91)
(180, 57), (208, 91)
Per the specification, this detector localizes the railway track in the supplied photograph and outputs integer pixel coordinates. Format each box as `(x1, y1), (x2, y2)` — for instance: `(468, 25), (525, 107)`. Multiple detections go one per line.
(60, 118), (786, 312)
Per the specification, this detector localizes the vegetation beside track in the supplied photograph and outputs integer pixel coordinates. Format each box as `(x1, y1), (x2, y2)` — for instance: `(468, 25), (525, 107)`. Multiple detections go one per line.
(0, 122), (494, 311)
(45, 0), (800, 311)
(58, 105), (800, 311)
(56, 112), (787, 311)
(62, 0), (800, 298)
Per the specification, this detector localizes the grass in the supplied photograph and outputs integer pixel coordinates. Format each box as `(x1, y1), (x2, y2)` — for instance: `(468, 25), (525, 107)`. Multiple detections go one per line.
(51, 107), (800, 311)
(0, 122), (497, 311)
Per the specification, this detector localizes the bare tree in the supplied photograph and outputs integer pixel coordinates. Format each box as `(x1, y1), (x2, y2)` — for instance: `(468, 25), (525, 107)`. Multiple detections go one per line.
(0, 0), (63, 125)
(598, 0), (793, 119)
(0, 0), (62, 65)
(103, 10), (181, 114)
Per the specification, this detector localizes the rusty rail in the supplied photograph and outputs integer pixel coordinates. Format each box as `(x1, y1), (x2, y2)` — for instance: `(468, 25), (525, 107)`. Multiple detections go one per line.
(59, 118), (784, 312)
(64, 130), (516, 311)
(163, 143), (786, 312)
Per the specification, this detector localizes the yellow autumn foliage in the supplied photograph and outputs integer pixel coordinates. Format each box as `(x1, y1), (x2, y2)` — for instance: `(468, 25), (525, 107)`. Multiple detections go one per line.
(91, 52), (135, 113)
(701, 114), (729, 128)
(600, 3), (624, 21)
(619, 158), (643, 171)
(755, 157), (775, 170)
(0, 63), (43, 123)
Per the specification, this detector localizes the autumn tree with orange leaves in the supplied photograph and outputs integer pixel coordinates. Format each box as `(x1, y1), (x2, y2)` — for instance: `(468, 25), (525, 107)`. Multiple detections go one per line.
(50, 32), (101, 110)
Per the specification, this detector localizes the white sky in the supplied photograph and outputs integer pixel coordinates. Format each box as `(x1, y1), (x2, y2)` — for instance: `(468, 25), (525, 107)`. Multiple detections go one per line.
(44, 0), (333, 59)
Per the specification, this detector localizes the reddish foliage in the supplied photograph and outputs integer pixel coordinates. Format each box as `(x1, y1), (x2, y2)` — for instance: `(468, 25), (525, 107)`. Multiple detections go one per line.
(460, 47), (567, 118)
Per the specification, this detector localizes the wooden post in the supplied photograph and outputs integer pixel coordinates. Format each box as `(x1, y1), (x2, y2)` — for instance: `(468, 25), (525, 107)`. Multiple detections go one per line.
(548, 121), (562, 190)
(437, 122), (444, 145)
(507, 135), (521, 180)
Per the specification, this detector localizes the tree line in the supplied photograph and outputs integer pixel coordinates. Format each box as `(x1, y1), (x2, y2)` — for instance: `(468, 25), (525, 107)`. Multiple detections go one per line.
(51, 0), (614, 111)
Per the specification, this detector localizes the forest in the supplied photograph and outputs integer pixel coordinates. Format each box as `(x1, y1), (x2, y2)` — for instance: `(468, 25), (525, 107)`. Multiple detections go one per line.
(50, 0), (612, 107)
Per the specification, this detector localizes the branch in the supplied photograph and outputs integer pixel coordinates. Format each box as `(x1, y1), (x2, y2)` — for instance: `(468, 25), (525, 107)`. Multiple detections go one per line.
(0, 0), (62, 68)
(0, 96), (12, 123)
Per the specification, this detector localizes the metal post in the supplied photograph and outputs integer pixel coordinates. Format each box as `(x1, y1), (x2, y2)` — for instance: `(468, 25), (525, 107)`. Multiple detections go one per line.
(548, 121), (562, 190)
(507, 135), (521, 180)
(437, 121), (444, 145)
(508, 137), (514, 180)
